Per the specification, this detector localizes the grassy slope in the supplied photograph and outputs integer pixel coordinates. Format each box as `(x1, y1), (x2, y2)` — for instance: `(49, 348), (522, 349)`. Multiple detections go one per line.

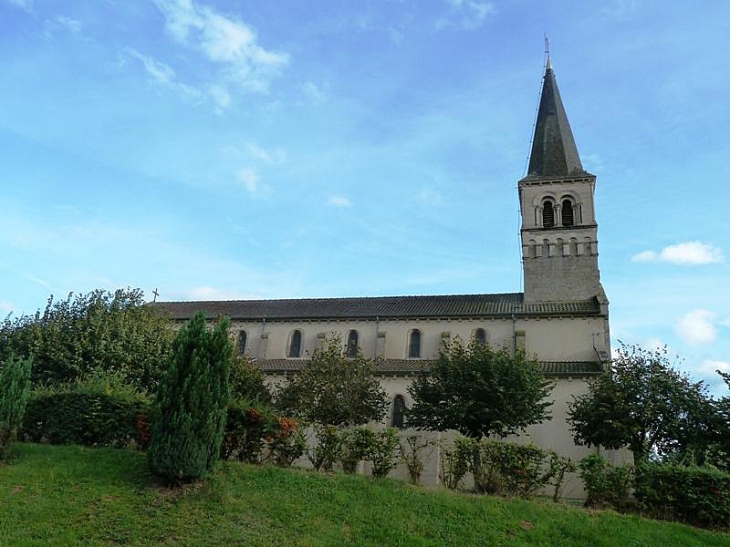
(0, 444), (728, 546)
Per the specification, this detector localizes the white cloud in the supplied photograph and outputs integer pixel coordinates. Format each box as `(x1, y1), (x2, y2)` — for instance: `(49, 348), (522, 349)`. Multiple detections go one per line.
(327, 196), (351, 208)
(153, 0), (289, 93)
(301, 81), (327, 103)
(208, 84), (231, 109)
(632, 241), (724, 265)
(247, 143), (286, 165)
(185, 286), (252, 301)
(675, 309), (717, 346)
(3, 0), (32, 11)
(125, 48), (203, 103)
(440, 0), (497, 31)
(642, 337), (667, 352)
(238, 168), (259, 194)
(418, 187), (444, 207)
(0, 301), (13, 317)
(697, 359), (730, 375)
(54, 16), (81, 33)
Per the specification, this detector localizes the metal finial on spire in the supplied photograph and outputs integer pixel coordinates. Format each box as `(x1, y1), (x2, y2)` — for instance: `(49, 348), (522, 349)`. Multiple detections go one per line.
(544, 35), (552, 70)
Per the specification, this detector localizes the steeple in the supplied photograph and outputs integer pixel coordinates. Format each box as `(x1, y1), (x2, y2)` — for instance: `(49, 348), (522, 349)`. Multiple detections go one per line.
(518, 57), (607, 311)
(527, 62), (585, 178)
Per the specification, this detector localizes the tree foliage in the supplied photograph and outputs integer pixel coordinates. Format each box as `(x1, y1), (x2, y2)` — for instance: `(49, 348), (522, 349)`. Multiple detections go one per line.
(277, 334), (387, 427)
(0, 288), (173, 392)
(0, 355), (32, 456)
(229, 355), (272, 404)
(147, 312), (232, 483)
(407, 338), (553, 440)
(568, 343), (713, 465)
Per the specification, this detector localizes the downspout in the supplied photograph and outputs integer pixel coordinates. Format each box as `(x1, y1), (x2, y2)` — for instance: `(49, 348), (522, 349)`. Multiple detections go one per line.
(259, 316), (267, 360)
(511, 311), (517, 355)
(374, 315), (380, 359)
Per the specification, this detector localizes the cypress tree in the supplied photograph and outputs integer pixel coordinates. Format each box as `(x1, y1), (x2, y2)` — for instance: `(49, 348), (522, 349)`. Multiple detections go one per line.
(148, 312), (232, 482)
(0, 355), (32, 458)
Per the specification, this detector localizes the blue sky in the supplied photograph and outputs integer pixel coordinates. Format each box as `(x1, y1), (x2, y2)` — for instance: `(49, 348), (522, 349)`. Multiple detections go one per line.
(1, 0), (729, 392)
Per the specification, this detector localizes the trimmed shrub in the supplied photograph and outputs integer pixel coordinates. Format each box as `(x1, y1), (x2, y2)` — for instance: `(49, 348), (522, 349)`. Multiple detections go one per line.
(147, 313), (232, 483)
(578, 453), (633, 510)
(0, 355), (32, 456)
(22, 391), (148, 448)
(635, 463), (730, 530)
(450, 438), (573, 499)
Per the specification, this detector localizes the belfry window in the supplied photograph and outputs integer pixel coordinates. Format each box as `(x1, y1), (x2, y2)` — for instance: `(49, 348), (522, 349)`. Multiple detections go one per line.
(347, 330), (359, 357)
(289, 330), (302, 358)
(409, 329), (421, 358)
(392, 395), (406, 429)
(542, 200), (555, 228)
(238, 330), (247, 355)
(561, 199), (574, 227)
(474, 328), (486, 345)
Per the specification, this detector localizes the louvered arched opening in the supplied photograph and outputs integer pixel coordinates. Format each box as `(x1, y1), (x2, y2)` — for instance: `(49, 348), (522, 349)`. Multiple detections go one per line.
(561, 199), (574, 226)
(542, 200), (555, 227)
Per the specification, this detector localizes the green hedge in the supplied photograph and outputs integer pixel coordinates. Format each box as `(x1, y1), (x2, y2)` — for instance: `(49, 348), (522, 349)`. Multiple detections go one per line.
(22, 392), (149, 448)
(635, 464), (730, 530)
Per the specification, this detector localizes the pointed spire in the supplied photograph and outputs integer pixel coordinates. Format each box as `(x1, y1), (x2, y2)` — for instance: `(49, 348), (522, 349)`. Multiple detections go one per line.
(527, 61), (585, 178)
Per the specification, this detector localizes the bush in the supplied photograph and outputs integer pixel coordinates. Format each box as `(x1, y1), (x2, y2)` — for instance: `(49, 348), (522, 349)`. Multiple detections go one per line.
(221, 402), (304, 466)
(147, 313), (232, 483)
(635, 463), (730, 530)
(368, 428), (401, 479)
(578, 454), (634, 510)
(21, 389), (149, 448)
(340, 427), (374, 474)
(0, 355), (32, 456)
(400, 435), (435, 485)
(307, 424), (343, 472)
(450, 438), (573, 499)
(0, 288), (173, 392)
(229, 356), (272, 404)
(266, 417), (306, 467)
(438, 441), (469, 490)
(221, 401), (274, 463)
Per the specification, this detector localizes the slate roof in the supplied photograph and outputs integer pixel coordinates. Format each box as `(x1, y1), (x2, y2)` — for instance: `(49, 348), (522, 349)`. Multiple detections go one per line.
(257, 358), (604, 377)
(154, 293), (602, 321)
(526, 60), (586, 178)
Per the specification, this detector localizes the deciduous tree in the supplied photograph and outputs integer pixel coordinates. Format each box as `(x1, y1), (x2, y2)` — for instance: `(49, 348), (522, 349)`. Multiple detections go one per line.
(568, 343), (712, 465)
(277, 334), (387, 427)
(407, 338), (553, 440)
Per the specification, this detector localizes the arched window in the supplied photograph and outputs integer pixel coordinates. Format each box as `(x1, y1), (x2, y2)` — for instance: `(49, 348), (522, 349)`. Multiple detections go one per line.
(542, 200), (555, 228)
(542, 239), (550, 258)
(392, 395), (406, 429)
(474, 328), (486, 345)
(346, 329), (358, 357)
(238, 330), (247, 355)
(408, 329), (421, 358)
(288, 330), (302, 358)
(561, 199), (574, 227)
(570, 237), (578, 256)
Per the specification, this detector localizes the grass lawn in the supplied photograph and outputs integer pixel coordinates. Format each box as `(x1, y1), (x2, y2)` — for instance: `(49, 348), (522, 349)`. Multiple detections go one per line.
(1, 443), (728, 546)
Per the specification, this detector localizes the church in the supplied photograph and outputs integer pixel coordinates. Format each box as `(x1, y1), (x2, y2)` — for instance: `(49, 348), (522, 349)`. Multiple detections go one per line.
(157, 58), (612, 491)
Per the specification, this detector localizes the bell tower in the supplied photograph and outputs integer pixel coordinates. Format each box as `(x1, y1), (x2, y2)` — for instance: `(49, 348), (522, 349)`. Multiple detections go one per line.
(519, 58), (607, 309)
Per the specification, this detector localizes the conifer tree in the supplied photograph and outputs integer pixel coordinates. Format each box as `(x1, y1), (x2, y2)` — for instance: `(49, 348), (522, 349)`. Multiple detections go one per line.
(148, 312), (232, 482)
(0, 355), (32, 457)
